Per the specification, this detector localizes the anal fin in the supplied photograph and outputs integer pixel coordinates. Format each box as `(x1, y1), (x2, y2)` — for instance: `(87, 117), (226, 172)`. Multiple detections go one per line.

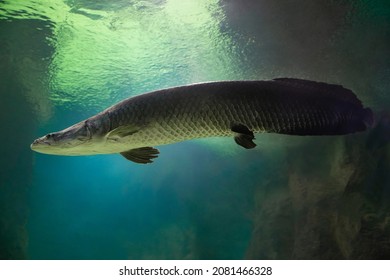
(120, 147), (160, 164)
(231, 123), (256, 149)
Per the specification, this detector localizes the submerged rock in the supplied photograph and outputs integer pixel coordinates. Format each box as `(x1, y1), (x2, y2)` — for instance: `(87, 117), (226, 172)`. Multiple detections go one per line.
(247, 116), (390, 259)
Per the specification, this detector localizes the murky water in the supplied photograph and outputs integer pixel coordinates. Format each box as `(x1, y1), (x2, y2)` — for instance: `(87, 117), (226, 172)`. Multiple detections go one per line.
(0, 0), (389, 259)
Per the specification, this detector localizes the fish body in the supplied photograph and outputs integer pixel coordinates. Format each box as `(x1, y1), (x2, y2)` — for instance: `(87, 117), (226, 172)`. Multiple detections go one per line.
(31, 78), (373, 163)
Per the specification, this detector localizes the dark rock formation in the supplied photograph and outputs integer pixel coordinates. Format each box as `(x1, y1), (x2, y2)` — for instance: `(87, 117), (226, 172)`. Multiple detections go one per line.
(247, 117), (390, 259)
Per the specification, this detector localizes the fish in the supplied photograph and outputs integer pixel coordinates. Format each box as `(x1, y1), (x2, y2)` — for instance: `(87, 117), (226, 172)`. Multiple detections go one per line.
(30, 78), (373, 164)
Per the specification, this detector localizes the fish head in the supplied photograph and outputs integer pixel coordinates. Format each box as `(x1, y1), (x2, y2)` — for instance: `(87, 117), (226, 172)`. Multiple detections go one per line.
(30, 114), (110, 155)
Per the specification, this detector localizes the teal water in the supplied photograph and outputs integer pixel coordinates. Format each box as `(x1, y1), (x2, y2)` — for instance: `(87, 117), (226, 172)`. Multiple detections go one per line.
(1, 0), (390, 259)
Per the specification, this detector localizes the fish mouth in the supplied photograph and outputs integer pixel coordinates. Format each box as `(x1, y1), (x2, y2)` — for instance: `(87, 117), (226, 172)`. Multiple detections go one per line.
(30, 135), (88, 155)
(30, 137), (53, 152)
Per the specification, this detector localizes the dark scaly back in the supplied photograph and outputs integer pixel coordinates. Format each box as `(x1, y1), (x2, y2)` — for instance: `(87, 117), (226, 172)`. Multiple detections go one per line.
(103, 79), (372, 143)
(191, 78), (372, 136)
(272, 78), (363, 107)
(263, 78), (372, 135)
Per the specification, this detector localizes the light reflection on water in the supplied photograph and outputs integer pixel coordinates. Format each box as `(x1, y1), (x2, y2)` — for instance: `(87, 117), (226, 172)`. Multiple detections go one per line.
(2, 0), (242, 111)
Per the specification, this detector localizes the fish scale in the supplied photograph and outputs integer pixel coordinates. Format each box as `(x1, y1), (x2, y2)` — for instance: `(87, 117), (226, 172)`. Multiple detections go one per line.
(31, 78), (373, 163)
(104, 79), (369, 150)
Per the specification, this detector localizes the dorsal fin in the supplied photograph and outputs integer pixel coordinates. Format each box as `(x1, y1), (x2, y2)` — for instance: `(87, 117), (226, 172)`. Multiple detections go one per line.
(272, 78), (363, 107)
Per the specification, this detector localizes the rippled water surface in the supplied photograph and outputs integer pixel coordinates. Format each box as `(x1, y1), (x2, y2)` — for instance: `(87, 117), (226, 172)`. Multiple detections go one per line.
(0, 0), (389, 259)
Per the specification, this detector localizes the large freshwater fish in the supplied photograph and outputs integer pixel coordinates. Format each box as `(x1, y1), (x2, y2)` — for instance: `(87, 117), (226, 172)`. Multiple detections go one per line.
(31, 78), (373, 164)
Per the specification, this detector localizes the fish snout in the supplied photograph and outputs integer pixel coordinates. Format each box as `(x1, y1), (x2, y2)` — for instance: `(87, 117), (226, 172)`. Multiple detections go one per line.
(30, 135), (53, 151)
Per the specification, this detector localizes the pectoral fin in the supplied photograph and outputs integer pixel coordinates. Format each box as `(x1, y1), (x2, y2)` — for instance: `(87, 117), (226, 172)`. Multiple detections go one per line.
(120, 147), (160, 164)
(107, 124), (142, 139)
(231, 123), (256, 149)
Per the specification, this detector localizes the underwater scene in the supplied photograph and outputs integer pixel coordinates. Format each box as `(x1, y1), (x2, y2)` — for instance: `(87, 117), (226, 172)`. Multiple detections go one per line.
(0, 0), (390, 259)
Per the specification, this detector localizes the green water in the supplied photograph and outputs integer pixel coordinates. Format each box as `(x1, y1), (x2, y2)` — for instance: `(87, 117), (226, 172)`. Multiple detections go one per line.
(0, 0), (389, 259)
